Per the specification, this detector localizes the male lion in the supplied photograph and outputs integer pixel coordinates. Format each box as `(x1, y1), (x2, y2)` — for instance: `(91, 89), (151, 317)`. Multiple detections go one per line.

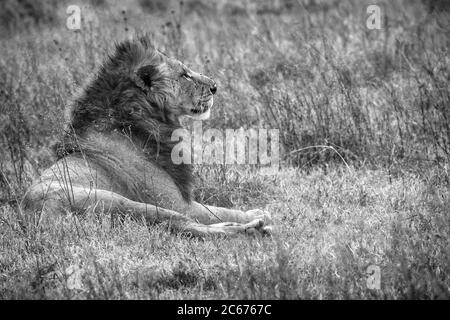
(21, 37), (272, 237)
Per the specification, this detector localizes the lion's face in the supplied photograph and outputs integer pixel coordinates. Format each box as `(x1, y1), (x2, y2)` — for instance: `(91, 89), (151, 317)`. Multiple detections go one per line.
(109, 38), (217, 122)
(162, 55), (217, 120)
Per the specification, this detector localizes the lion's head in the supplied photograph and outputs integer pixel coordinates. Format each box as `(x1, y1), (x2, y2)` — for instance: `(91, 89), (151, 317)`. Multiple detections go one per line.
(67, 36), (217, 137)
(132, 44), (218, 121)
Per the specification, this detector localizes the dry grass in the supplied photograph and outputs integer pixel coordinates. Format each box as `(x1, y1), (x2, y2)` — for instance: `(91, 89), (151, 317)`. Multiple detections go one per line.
(0, 0), (449, 299)
(1, 165), (449, 299)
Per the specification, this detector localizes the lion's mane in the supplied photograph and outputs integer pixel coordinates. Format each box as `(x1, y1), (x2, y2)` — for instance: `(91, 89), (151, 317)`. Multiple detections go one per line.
(54, 37), (193, 201)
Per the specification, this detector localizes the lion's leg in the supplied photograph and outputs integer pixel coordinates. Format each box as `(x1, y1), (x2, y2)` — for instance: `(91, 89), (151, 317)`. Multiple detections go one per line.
(73, 188), (270, 237)
(184, 202), (272, 234)
(24, 185), (268, 237)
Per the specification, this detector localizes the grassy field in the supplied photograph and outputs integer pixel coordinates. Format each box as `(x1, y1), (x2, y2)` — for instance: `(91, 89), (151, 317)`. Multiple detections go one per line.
(0, 0), (449, 299)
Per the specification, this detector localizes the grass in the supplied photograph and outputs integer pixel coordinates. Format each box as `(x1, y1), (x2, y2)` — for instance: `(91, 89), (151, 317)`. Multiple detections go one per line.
(1, 165), (449, 299)
(0, 0), (449, 299)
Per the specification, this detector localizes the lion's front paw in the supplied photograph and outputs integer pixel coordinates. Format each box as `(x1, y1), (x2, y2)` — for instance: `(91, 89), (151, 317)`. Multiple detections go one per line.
(208, 219), (271, 237)
(245, 209), (273, 225)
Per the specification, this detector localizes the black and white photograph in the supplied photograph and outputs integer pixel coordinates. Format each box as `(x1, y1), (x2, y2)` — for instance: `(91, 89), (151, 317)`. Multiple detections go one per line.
(0, 0), (449, 302)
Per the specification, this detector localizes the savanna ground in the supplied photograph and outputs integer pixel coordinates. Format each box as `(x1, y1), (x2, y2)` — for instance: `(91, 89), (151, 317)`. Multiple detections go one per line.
(0, 0), (449, 299)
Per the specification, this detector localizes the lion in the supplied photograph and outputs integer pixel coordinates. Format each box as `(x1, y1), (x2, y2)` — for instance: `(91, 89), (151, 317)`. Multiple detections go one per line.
(21, 36), (272, 237)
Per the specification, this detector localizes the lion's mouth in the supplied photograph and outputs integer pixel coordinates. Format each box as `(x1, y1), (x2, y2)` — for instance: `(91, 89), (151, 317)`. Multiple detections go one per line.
(190, 97), (213, 115)
(187, 105), (211, 120)
(190, 104), (210, 115)
(190, 108), (203, 114)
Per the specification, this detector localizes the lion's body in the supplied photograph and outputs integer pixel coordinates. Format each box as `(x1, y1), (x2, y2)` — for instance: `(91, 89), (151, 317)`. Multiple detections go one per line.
(21, 37), (271, 237)
(33, 132), (185, 208)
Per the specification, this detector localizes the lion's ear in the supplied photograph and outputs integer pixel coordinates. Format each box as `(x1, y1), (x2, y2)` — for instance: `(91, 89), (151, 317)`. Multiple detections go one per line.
(136, 65), (159, 88)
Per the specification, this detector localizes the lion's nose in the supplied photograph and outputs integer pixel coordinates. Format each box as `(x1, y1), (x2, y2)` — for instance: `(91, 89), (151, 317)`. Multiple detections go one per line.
(210, 83), (217, 95)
